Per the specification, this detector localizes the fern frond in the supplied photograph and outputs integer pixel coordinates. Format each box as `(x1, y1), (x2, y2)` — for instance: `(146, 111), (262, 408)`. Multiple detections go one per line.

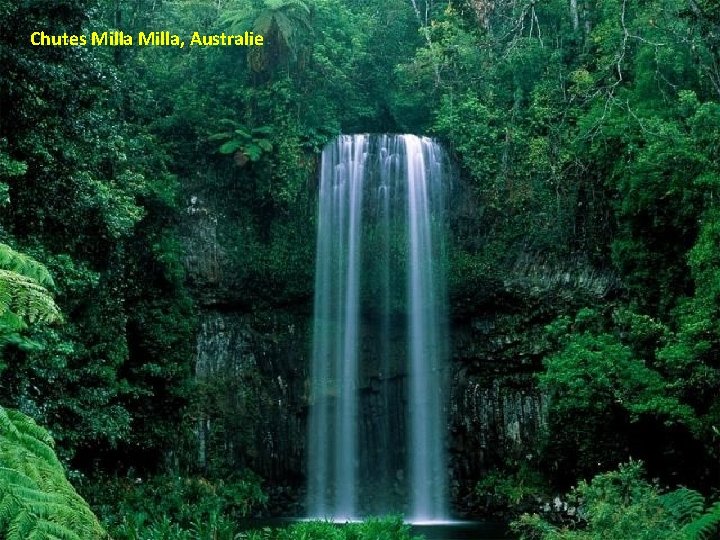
(682, 501), (720, 540)
(0, 467), (39, 490)
(8, 485), (69, 508)
(0, 492), (18, 529)
(0, 311), (27, 342)
(661, 487), (705, 524)
(7, 408), (55, 447)
(0, 269), (61, 324)
(0, 244), (61, 332)
(17, 432), (62, 466)
(0, 408), (60, 471)
(253, 11), (274, 35)
(221, 7), (254, 32)
(0, 244), (54, 288)
(28, 520), (82, 540)
(7, 508), (35, 540)
(0, 450), (46, 485)
(0, 405), (108, 539)
(265, 0), (310, 15)
(0, 406), (22, 440)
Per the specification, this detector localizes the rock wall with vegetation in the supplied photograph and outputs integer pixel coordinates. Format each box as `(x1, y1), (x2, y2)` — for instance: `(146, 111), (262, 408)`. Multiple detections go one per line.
(179, 166), (623, 513)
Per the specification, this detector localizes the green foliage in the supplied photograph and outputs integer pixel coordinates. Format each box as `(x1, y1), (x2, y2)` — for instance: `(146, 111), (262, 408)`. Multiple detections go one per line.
(84, 473), (267, 540)
(0, 244), (61, 355)
(88, 480), (419, 540)
(0, 244), (60, 329)
(0, 244), (54, 289)
(540, 325), (695, 426)
(476, 465), (548, 507)
(512, 462), (720, 540)
(538, 307), (711, 483)
(237, 516), (423, 540)
(661, 487), (706, 525)
(209, 122), (274, 164)
(434, 92), (499, 184)
(0, 404), (107, 540)
(0, 0), (198, 467)
(682, 501), (720, 540)
(223, 0), (313, 72)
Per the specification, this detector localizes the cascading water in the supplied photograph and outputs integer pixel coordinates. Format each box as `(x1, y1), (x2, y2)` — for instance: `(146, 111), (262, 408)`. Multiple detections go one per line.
(308, 134), (449, 521)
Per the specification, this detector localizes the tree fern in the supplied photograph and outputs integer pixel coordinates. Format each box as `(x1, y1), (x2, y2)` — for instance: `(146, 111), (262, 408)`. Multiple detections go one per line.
(0, 404), (108, 540)
(222, 0), (312, 71)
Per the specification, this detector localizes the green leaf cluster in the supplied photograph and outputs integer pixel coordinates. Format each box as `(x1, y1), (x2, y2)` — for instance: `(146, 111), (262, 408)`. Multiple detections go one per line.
(210, 122), (274, 163)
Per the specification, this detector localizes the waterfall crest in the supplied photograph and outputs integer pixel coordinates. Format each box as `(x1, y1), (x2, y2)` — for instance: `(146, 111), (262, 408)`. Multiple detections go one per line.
(308, 134), (448, 521)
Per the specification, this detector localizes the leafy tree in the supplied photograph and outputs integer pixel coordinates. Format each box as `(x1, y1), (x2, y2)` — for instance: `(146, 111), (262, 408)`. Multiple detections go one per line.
(0, 0), (197, 469)
(538, 307), (716, 486)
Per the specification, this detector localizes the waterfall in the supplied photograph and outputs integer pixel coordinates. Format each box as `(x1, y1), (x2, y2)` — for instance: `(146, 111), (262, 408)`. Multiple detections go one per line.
(308, 134), (448, 521)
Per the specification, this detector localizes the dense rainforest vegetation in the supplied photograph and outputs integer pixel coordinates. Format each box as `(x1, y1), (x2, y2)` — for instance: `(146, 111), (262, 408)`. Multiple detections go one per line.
(2, 0), (720, 538)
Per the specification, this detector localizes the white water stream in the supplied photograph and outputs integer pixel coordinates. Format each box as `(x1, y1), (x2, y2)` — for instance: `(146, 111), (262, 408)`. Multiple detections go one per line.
(308, 134), (448, 521)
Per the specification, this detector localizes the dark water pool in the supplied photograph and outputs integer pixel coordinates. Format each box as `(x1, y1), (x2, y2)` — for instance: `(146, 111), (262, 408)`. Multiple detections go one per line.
(410, 521), (513, 539)
(236, 518), (515, 540)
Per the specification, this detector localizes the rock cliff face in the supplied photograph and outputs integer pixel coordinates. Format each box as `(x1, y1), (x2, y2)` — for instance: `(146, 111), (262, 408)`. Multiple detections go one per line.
(180, 183), (612, 516)
(194, 312), (308, 490)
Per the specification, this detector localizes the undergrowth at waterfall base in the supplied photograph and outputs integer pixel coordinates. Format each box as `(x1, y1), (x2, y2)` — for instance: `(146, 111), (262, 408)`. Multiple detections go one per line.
(238, 517), (423, 540)
(82, 473), (267, 540)
(84, 475), (421, 540)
